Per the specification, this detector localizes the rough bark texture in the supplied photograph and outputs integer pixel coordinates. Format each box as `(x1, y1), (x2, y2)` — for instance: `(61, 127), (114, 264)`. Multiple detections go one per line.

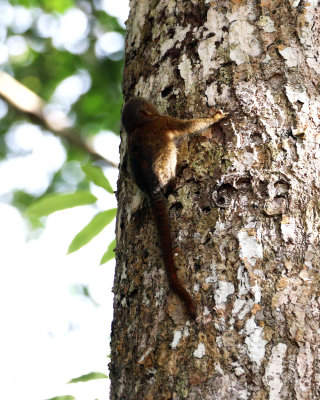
(110, 1), (320, 399)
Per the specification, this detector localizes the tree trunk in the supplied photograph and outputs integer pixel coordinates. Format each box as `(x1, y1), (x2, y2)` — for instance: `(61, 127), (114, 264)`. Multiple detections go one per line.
(110, 1), (320, 399)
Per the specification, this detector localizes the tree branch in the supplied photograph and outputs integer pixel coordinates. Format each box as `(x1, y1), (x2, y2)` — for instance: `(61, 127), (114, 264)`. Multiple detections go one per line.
(0, 71), (118, 168)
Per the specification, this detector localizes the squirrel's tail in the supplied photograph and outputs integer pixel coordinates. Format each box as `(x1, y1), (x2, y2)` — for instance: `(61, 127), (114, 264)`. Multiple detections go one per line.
(149, 191), (196, 319)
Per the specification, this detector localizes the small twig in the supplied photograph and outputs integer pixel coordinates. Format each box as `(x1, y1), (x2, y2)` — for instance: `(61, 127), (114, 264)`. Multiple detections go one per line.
(0, 71), (118, 168)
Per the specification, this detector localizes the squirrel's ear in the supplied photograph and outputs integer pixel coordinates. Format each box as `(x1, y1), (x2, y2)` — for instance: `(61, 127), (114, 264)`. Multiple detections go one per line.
(140, 103), (158, 117)
(141, 109), (153, 116)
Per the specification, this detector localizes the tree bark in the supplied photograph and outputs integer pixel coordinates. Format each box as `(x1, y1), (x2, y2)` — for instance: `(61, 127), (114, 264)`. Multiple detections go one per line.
(110, 1), (320, 399)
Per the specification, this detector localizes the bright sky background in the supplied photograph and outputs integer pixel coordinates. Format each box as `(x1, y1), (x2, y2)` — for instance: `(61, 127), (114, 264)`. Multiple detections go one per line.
(0, 1), (129, 400)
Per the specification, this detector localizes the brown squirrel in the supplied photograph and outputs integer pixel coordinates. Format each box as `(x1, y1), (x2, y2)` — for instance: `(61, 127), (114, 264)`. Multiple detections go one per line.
(122, 97), (228, 319)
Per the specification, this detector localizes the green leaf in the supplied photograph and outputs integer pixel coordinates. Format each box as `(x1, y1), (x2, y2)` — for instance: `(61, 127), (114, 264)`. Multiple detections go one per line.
(27, 192), (97, 217)
(82, 163), (114, 194)
(45, 396), (75, 400)
(44, 0), (74, 12)
(11, 0), (74, 12)
(100, 238), (116, 265)
(68, 209), (117, 253)
(68, 371), (108, 383)
(12, 190), (36, 211)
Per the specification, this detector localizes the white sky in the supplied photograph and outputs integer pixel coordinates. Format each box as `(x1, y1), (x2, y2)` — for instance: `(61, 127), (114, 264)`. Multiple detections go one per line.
(0, 2), (129, 400)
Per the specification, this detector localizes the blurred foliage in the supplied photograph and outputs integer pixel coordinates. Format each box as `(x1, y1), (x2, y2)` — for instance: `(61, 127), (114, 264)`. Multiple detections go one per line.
(68, 371), (108, 383)
(49, 370), (108, 400)
(0, 3), (123, 399)
(0, 0), (124, 256)
(1, 1), (125, 140)
(45, 396), (75, 400)
(10, 0), (75, 12)
(0, 0), (124, 173)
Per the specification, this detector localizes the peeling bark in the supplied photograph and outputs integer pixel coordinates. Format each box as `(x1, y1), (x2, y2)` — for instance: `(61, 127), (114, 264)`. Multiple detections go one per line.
(110, 1), (320, 399)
